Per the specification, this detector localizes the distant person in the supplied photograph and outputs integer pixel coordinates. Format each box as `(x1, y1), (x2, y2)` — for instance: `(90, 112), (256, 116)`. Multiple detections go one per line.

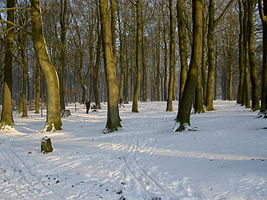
(85, 99), (91, 114)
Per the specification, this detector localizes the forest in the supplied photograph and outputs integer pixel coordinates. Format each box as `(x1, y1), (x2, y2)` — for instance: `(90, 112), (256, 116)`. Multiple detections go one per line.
(0, 0), (267, 200)
(0, 0), (265, 132)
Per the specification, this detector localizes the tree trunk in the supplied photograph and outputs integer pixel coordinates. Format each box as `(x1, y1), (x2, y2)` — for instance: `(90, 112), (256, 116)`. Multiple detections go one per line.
(201, 11), (207, 104)
(155, 23), (161, 101)
(194, 66), (204, 113)
(243, 0), (251, 108)
(166, 0), (176, 111)
(59, 0), (68, 111)
(205, 0), (215, 111)
(18, 29), (28, 118)
(226, 47), (233, 100)
(248, 0), (260, 111)
(176, 0), (203, 131)
(35, 61), (41, 114)
(163, 32), (168, 101)
(118, 6), (125, 103)
(100, 0), (121, 132)
(132, 0), (142, 112)
(31, 0), (62, 131)
(0, 0), (15, 129)
(177, 0), (188, 103)
(141, 27), (147, 102)
(258, 0), (267, 113)
(237, 0), (244, 104)
(110, 0), (117, 61)
(92, 16), (102, 109)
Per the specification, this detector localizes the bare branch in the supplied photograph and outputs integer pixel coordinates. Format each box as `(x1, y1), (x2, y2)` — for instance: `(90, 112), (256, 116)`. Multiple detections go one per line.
(215, 0), (235, 26)
(0, 7), (30, 14)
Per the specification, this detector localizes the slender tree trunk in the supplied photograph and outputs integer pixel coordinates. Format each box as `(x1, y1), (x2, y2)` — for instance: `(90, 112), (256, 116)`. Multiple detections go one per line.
(99, 0), (121, 132)
(35, 61), (41, 114)
(177, 0), (188, 103)
(78, 50), (87, 104)
(166, 0), (176, 111)
(205, 0), (215, 111)
(156, 23), (161, 101)
(18, 30), (28, 118)
(31, 0), (62, 131)
(226, 45), (233, 100)
(248, 0), (260, 110)
(59, 0), (67, 111)
(237, 0), (245, 104)
(118, 6), (125, 103)
(1, 0), (15, 128)
(141, 25), (147, 102)
(201, 10), (207, 104)
(214, 45), (218, 100)
(243, 0), (251, 108)
(93, 20), (102, 109)
(132, 0), (142, 112)
(176, 0), (203, 131)
(163, 32), (168, 101)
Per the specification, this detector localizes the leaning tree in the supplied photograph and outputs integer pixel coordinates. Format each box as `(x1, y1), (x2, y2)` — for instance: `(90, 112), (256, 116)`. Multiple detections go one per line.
(31, 0), (62, 131)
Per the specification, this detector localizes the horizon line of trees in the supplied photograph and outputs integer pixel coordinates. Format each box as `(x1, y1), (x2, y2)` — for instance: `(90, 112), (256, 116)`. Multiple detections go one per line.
(0, 0), (266, 132)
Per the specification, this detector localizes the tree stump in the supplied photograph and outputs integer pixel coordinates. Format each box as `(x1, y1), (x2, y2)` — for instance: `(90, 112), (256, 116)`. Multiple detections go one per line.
(41, 137), (53, 154)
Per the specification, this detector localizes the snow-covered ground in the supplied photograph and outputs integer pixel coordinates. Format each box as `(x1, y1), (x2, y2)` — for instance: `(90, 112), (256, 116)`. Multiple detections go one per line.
(0, 100), (267, 200)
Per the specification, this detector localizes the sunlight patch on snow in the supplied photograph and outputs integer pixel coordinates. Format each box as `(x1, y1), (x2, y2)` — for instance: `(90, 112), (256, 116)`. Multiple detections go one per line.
(82, 141), (267, 161)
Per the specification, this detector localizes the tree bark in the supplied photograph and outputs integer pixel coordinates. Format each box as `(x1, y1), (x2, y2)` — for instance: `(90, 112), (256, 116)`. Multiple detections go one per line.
(243, 0), (251, 108)
(100, 0), (121, 132)
(202, 11), (207, 104)
(141, 24), (147, 102)
(237, 0), (245, 104)
(177, 0), (188, 103)
(132, 0), (142, 112)
(194, 66), (204, 113)
(258, 0), (267, 113)
(166, 0), (176, 111)
(59, 0), (68, 111)
(155, 23), (161, 101)
(226, 45), (233, 100)
(205, 0), (215, 111)
(118, 5), (125, 103)
(176, 0), (203, 131)
(31, 0), (62, 131)
(92, 15), (102, 109)
(110, 0), (117, 61)
(35, 61), (41, 114)
(248, 0), (260, 110)
(0, 0), (15, 129)
(18, 26), (28, 118)
(163, 30), (168, 101)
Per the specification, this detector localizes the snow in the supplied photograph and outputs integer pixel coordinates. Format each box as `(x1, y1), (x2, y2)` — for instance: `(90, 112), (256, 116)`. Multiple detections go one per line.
(0, 100), (267, 200)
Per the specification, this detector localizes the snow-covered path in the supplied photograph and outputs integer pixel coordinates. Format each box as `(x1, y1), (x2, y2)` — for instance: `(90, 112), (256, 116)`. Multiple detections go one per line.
(0, 100), (267, 200)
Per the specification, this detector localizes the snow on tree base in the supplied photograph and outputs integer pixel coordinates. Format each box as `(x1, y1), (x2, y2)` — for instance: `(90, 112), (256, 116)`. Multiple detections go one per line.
(256, 112), (267, 118)
(0, 125), (24, 135)
(0, 125), (14, 130)
(103, 126), (122, 134)
(173, 122), (198, 132)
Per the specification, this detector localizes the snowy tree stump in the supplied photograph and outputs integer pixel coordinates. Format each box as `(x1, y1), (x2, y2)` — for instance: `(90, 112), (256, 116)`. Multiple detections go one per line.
(41, 137), (53, 154)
